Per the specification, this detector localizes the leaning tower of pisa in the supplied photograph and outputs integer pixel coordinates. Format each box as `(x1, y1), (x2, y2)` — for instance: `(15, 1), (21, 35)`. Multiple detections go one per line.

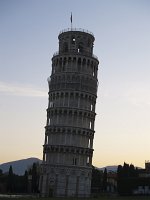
(39, 28), (99, 197)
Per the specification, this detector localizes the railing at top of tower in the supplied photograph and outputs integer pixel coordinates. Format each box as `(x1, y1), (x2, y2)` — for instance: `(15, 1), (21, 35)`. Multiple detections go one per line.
(59, 28), (94, 37)
(53, 51), (98, 60)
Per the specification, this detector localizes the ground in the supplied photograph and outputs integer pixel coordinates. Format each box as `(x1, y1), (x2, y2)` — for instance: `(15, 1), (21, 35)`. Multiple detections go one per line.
(1, 196), (150, 200)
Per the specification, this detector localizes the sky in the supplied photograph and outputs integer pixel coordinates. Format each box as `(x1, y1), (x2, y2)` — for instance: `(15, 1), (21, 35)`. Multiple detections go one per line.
(0, 0), (150, 168)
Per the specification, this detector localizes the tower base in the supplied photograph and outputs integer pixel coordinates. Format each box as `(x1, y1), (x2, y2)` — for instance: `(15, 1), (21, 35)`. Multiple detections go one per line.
(39, 164), (92, 197)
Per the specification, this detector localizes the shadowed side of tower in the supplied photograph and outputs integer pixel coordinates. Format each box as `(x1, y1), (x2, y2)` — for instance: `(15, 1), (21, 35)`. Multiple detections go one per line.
(39, 28), (99, 197)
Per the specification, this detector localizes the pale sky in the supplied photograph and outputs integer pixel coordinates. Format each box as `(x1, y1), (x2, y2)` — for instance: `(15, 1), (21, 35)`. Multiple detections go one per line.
(0, 0), (150, 168)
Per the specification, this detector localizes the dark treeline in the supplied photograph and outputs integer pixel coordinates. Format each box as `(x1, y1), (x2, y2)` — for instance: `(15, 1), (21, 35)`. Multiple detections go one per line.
(0, 164), (107, 194)
(0, 164), (109, 196)
(91, 166), (108, 194)
(2, 162), (148, 196)
(117, 162), (139, 195)
(92, 163), (150, 196)
(0, 162), (40, 194)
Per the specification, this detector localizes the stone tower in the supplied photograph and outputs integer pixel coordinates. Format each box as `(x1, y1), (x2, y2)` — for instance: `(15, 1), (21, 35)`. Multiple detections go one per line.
(39, 28), (99, 197)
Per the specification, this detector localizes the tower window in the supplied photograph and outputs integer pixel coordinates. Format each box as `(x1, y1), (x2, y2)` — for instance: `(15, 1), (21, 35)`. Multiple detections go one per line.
(48, 118), (51, 125)
(87, 156), (90, 165)
(78, 43), (83, 53)
(90, 121), (92, 129)
(91, 104), (93, 111)
(73, 157), (77, 165)
(49, 102), (54, 107)
(71, 36), (75, 44)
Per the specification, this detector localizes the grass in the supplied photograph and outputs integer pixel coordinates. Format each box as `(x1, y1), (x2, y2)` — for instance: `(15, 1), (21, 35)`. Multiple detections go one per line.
(1, 196), (150, 200)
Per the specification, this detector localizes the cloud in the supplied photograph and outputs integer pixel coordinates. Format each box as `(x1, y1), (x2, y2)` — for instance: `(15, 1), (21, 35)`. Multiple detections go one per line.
(100, 82), (150, 108)
(124, 83), (150, 107)
(0, 81), (47, 97)
(125, 90), (150, 107)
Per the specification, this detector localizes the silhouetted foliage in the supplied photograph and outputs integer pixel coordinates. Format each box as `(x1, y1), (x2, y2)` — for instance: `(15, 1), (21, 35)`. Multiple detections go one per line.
(102, 168), (107, 192)
(0, 162), (40, 194)
(7, 165), (14, 192)
(117, 163), (139, 195)
(31, 162), (39, 193)
(0, 170), (7, 193)
(24, 170), (28, 193)
(91, 166), (103, 194)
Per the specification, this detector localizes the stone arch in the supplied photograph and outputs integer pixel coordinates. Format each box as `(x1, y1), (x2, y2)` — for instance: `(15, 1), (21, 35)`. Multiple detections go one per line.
(83, 58), (86, 66)
(78, 42), (84, 53)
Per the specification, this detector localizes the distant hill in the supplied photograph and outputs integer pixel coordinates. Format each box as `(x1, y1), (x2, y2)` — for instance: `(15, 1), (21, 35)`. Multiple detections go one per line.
(98, 165), (142, 172)
(0, 157), (42, 175)
(99, 165), (118, 172)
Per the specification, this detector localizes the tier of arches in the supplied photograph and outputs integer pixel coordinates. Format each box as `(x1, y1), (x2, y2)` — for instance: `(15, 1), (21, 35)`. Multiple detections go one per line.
(45, 126), (94, 137)
(44, 145), (93, 155)
(47, 107), (95, 118)
(52, 55), (98, 77)
(43, 150), (93, 168)
(49, 72), (97, 85)
(46, 108), (95, 130)
(48, 91), (96, 112)
(41, 164), (92, 177)
(48, 72), (97, 83)
(49, 82), (97, 95)
(58, 30), (94, 56)
(49, 73), (97, 95)
(44, 129), (93, 149)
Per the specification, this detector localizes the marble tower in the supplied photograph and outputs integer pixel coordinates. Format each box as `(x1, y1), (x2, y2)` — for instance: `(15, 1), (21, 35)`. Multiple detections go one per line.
(39, 28), (99, 197)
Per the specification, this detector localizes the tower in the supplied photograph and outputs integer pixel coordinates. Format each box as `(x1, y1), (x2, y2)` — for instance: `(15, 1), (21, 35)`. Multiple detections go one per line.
(39, 28), (99, 197)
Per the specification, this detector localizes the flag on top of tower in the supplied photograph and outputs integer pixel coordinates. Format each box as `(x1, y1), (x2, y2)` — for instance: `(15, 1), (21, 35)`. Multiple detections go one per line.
(70, 12), (72, 23)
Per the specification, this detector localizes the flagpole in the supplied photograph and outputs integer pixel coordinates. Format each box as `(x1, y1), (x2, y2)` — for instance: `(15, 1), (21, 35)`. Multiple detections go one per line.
(70, 12), (72, 30)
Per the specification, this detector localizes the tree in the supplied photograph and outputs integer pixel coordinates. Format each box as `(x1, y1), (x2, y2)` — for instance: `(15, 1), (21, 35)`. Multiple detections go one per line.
(0, 169), (2, 176)
(123, 162), (129, 178)
(117, 165), (123, 178)
(102, 168), (107, 192)
(7, 165), (14, 193)
(31, 162), (39, 193)
(91, 166), (103, 194)
(23, 170), (28, 193)
(117, 163), (139, 195)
